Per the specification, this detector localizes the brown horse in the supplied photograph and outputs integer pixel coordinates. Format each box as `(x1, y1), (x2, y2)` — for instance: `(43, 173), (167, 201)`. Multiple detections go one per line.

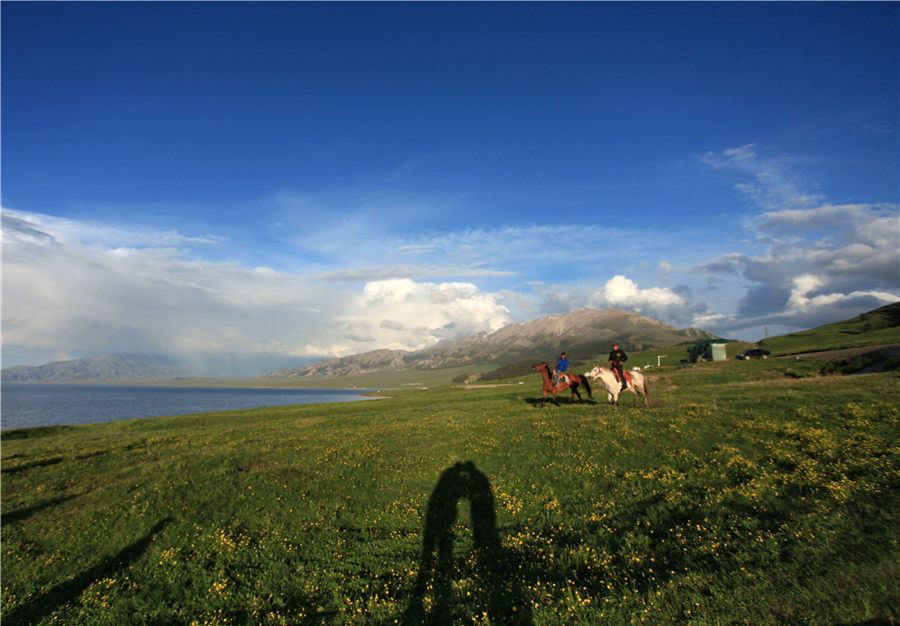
(532, 362), (593, 407)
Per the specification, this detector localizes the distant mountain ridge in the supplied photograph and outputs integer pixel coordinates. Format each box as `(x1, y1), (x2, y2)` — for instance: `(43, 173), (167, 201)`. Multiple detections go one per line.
(6, 304), (898, 383)
(1, 354), (190, 383)
(260, 307), (719, 379)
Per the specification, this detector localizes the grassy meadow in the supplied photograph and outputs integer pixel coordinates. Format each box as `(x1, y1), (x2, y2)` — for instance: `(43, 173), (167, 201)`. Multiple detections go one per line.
(2, 356), (898, 625)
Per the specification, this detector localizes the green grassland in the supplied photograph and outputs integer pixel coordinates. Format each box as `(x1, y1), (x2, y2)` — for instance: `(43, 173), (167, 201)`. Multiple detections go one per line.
(150, 365), (499, 391)
(759, 305), (900, 356)
(3, 357), (899, 625)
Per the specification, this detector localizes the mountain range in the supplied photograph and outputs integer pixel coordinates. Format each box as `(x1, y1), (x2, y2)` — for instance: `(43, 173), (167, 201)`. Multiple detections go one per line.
(5, 303), (898, 384)
(2, 308), (716, 383)
(0, 354), (191, 383)
(259, 308), (718, 379)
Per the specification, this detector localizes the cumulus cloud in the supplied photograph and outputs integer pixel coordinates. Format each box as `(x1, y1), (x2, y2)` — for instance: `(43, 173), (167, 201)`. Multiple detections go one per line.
(596, 275), (683, 310)
(675, 147), (900, 337)
(755, 203), (898, 251)
(3, 211), (321, 367)
(315, 278), (511, 355)
(1, 209), (512, 373)
(534, 275), (709, 329)
(699, 202), (899, 327)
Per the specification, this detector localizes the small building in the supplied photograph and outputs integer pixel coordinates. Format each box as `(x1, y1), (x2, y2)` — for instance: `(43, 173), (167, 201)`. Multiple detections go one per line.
(687, 340), (728, 362)
(709, 342), (727, 361)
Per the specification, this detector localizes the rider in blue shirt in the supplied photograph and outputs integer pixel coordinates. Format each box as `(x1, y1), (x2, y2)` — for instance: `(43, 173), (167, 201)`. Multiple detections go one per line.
(553, 352), (569, 385)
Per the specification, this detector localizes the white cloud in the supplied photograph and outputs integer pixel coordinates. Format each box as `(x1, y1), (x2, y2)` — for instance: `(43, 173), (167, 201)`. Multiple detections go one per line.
(669, 148), (900, 337)
(785, 274), (896, 313)
(701, 144), (824, 211)
(597, 275), (683, 309)
(532, 275), (708, 329)
(703, 201), (898, 325)
(1, 209), (225, 249)
(755, 202), (899, 251)
(1, 209), (513, 372)
(396, 243), (438, 254)
(332, 278), (511, 353)
(4, 139), (897, 371)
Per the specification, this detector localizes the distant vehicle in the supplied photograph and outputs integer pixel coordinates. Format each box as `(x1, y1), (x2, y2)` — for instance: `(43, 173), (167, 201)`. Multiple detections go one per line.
(736, 348), (770, 360)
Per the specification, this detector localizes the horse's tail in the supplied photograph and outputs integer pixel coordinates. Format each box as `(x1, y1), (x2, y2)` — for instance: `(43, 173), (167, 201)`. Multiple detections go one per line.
(642, 374), (651, 407)
(581, 375), (592, 399)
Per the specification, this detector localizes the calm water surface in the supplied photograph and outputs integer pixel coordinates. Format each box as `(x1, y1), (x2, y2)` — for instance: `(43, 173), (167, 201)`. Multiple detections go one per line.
(0, 383), (379, 431)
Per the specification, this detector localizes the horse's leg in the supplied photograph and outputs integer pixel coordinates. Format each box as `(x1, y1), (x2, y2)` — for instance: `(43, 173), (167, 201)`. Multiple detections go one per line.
(571, 386), (582, 403)
(568, 382), (579, 403)
(577, 381), (586, 402)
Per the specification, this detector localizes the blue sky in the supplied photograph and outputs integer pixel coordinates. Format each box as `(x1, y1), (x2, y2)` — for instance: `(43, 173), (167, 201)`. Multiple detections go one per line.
(3, 2), (898, 376)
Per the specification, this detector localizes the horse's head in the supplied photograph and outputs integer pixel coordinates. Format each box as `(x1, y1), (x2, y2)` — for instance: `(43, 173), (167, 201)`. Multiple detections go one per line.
(585, 365), (602, 380)
(532, 362), (548, 371)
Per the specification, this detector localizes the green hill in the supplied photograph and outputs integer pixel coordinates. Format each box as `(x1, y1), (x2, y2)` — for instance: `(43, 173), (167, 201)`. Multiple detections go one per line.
(468, 302), (900, 382)
(758, 301), (900, 356)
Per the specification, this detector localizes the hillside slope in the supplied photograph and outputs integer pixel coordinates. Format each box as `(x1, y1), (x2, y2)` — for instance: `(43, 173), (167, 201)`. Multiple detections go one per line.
(262, 308), (718, 379)
(760, 301), (900, 355)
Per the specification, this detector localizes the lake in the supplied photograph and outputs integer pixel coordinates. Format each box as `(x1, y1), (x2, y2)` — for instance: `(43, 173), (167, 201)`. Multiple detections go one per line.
(0, 383), (380, 431)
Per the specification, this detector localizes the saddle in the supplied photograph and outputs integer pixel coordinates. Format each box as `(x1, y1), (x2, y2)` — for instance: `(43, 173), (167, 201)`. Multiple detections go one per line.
(556, 374), (570, 385)
(609, 363), (633, 385)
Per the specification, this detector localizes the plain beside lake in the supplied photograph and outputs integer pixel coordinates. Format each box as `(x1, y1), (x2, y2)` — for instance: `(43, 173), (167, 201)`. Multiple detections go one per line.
(2, 357), (898, 624)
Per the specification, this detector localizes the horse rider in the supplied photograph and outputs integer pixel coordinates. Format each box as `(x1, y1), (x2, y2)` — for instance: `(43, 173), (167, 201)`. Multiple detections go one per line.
(553, 352), (569, 385)
(608, 344), (628, 390)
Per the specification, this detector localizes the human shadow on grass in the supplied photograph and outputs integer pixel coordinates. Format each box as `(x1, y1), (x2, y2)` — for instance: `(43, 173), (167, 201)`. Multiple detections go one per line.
(402, 461), (533, 625)
(2, 517), (172, 626)
(1, 456), (63, 475)
(1, 495), (79, 527)
(1, 425), (77, 441)
(524, 397), (597, 407)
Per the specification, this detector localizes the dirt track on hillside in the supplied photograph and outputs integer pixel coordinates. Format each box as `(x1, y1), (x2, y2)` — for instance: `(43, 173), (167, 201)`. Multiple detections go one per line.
(781, 343), (900, 361)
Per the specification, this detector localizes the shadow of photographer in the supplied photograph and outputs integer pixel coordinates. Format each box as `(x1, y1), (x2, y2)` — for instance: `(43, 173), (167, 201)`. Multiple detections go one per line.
(403, 461), (533, 625)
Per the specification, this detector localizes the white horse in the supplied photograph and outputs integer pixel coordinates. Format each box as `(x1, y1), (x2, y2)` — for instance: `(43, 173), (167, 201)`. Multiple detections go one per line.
(585, 365), (651, 409)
